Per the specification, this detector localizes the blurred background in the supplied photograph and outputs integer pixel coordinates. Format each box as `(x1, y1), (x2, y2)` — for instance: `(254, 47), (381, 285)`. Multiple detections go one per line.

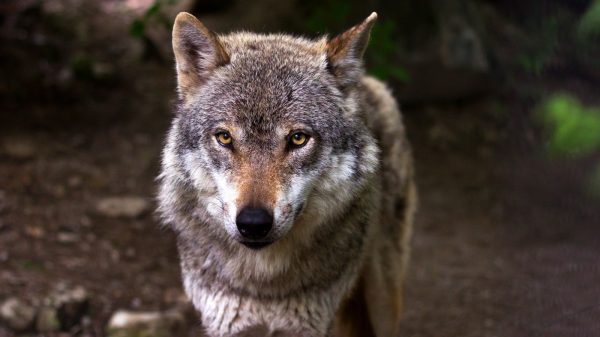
(1, 0), (600, 336)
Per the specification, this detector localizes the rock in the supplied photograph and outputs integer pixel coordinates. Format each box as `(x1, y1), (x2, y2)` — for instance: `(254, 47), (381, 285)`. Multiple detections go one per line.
(24, 225), (45, 239)
(56, 232), (79, 244)
(1, 136), (37, 160)
(36, 306), (60, 333)
(435, 0), (489, 72)
(45, 285), (90, 330)
(162, 288), (189, 308)
(92, 62), (116, 81)
(107, 310), (185, 337)
(162, 288), (194, 318)
(428, 121), (457, 149)
(124, 248), (136, 259)
(440, 16), (488, 72)
(0, 298), (35, 331)
(95, 197), (149, 218)
(67, 175), (83, 188)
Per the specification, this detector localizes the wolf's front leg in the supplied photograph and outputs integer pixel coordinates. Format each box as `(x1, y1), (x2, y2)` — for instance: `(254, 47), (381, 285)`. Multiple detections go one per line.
(270, 330), (329, 337)
(229, 325), (327, 337)
(230, 329), (325, 337)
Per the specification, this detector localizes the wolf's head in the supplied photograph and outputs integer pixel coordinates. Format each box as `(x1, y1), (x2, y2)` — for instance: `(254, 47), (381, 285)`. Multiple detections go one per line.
(159, 13), (379, 253)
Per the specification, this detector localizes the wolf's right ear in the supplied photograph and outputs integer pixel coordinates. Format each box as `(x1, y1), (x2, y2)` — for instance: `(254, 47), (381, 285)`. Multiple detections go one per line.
(172, 12), (229, 101)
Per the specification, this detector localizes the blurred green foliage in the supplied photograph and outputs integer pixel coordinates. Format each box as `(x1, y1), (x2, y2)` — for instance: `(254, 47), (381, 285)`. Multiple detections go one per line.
(304, 0), (351, 34)
(577, 0), (600, 39)
(129, 0), (174, 39)
(369, 20), (410, 82)
(519, 1), (600, 197)
(575, 0), (600, 78)
(537, 93), (600, 157)
(537, 93), (600, 197)
(517, 18), (559, 75)
(305, 1), (409, 83)
(518, 1), (600, 76)
(71, 54), (95, 80)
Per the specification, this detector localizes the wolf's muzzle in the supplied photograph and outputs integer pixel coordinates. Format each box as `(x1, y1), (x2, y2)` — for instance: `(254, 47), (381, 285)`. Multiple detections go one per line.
(236, 207), (273, 241)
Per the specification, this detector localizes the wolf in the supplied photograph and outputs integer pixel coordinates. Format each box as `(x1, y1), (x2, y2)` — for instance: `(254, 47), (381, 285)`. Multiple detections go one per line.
(157, 11), (416, 337)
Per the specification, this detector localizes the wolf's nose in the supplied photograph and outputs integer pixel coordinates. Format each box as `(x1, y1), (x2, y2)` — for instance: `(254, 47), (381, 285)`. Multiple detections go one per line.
(236, 207), (273, 240)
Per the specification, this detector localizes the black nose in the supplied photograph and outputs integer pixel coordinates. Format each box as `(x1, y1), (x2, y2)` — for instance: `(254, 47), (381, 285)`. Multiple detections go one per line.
(236, 207), (273, 240)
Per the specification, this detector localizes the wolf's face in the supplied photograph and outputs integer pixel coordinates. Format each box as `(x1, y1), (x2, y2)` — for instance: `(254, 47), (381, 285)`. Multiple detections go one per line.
(162, 13), (379, 251)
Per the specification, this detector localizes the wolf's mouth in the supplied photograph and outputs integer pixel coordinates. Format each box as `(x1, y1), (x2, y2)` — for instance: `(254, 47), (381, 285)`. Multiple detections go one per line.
(241, 241), (272, 250)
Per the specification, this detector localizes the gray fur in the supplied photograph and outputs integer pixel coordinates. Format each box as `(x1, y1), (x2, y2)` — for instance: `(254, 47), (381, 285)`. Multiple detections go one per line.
(158, 12), (416, 337)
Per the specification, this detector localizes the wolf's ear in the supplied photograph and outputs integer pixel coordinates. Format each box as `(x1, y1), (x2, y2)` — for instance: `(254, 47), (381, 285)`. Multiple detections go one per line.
(326, 12), (377, 88)
(172, 12), (229, 100)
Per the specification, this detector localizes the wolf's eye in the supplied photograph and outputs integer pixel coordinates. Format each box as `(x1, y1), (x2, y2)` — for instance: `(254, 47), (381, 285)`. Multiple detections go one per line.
(216, 132), (233, 147)
(289, 132), (309, 148)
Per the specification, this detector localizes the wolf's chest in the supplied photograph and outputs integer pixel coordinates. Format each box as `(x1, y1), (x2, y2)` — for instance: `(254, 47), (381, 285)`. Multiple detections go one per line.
(189, 285), (343, 337)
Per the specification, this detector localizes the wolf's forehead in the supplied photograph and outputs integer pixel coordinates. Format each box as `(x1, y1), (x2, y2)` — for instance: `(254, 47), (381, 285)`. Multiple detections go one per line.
(215, 73), (338, 129)
(222, 33), (327, 68)
(222, 33), (327, 54)
(193, 34), (341, 131)
(204, 47), (332, 113)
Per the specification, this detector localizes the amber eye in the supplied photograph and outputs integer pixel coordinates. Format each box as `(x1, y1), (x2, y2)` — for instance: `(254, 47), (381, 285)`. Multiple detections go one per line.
(289, 132), (309, 148)
(216, 132), (233, 147)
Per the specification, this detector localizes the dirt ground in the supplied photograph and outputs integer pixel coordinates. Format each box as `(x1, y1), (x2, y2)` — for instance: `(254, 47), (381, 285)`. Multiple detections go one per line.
(400, 102), (600, 336)
(3, 91), (599, 337)
(2, 1), (600, 337)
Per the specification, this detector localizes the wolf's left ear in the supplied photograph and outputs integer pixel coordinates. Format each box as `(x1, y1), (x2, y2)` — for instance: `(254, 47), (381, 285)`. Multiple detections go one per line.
(172, 12), (230, 101)
(326, 12), (377, 88)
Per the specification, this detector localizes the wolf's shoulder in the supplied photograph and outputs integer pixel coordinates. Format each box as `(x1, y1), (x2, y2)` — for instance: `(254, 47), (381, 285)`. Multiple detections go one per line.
(360, 76), (398, 111)
(358, 76), (405, 142)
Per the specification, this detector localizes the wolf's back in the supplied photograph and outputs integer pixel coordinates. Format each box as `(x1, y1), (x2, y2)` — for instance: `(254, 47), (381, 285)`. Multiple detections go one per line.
(347, 75), (417, 337)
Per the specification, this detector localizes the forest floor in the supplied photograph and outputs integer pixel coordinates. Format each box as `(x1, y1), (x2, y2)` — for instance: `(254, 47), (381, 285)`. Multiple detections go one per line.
(1, 1), (600, 337)
(401, 102), (600, 337)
